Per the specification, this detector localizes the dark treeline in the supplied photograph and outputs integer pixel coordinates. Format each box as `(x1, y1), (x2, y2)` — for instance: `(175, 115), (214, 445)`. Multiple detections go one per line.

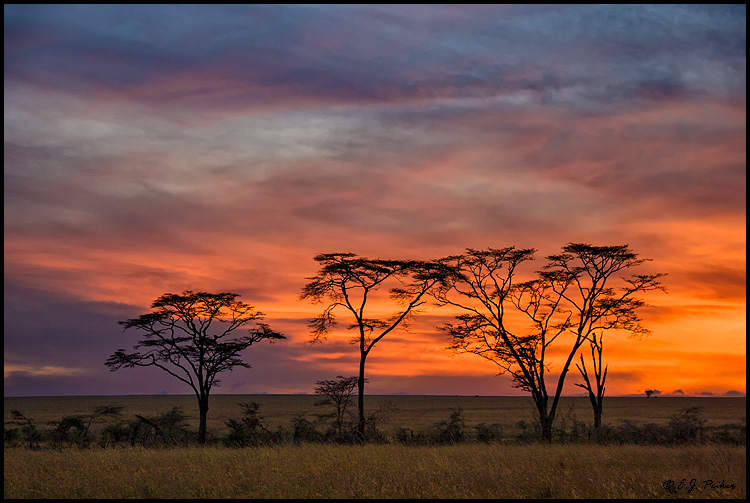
(4, 399), (746, 450)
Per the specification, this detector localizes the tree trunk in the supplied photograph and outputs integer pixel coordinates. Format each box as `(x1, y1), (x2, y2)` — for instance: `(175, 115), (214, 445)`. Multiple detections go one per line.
(541, 418), (553, 442)
(538, 406), (554, 443)
(198, 394), (209, 444)
(357, 356), (366, 440)
(586, 393), (600, 428)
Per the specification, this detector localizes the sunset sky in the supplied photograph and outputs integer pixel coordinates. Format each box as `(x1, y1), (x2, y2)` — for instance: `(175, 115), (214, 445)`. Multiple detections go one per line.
(4, 4), (745, 398)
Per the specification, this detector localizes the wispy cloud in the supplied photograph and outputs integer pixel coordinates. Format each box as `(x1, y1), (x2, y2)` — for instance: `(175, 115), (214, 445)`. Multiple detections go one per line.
(4, 4), (745, 397)
(4, 364), (88, 378)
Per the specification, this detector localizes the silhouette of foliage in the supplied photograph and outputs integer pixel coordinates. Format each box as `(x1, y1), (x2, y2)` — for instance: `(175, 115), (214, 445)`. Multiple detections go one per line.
(127, 406), (192, 446)
(223, 402), (282, 447)
(475, 422), (503, 443)
(314, 375), (360, 440)
(8, 410), (41, 449)
(668, 406), (707, 444)
(575, 334), (607, 428)
(437, 244), (665, 441)
(291, 413), (323, 444)
(106, 290), (285, 443)
(49, 415), (86, 448)
(432, 408), (466, 444)
(301, 254), (452, 439)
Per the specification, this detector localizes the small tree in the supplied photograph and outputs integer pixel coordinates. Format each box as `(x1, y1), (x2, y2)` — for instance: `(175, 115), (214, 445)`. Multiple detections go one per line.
(575, 334), (607, 428)
(106, 290), (285, 443)
(224, 402), (280, 447)
(85, 407), (126, 448)
(301, 253), (451, 439)
(668, 406), (706, 443)
(49, 415), (86, 448)
(131, 406), (191, 446)
(314, 375), (360, 438)
(10, 410), (41, 449)
(432, 408), (466, 444)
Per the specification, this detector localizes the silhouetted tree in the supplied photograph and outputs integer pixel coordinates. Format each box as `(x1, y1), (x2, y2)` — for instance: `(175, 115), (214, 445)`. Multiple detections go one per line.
(106, 291), (285, 443)
(49, 415), (86, 448)
(575, 333), (607, 427)
(314, 375), (360, 438)
(131, 406), (191, 446)
(223, 402), (280, 447)
(301, 253), (451, 439)
(10, 410), (41, 449)
(437, 244), (665, 442)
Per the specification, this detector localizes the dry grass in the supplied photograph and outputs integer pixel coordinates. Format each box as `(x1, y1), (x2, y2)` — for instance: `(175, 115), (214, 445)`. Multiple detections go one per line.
(4, 443), (745, 499)
(4, 396), (745, 498)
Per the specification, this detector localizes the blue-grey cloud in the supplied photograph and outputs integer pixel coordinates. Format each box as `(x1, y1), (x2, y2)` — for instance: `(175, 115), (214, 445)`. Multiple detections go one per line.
(4, 4), (745, 397)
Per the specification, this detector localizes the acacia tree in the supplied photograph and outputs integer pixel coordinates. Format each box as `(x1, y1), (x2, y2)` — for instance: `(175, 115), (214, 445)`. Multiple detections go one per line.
(437, 244), (665, 441)
(313, 375), (360, 438)
(575, 333), (607, 428)
(300, 253), (451, 439)
(105, 291), (285, 443)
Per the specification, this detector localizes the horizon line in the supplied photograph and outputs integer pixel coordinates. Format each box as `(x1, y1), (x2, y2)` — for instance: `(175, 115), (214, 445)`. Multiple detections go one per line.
(4, 392), (745, 399)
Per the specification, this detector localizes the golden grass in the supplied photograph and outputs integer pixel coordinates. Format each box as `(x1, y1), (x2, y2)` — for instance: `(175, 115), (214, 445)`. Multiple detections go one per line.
(4, 443), (745, 499)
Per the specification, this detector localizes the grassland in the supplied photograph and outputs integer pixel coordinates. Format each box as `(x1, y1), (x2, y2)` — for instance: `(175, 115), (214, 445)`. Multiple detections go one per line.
(4, 443), (745, 498)
(4, 395), (746, 498)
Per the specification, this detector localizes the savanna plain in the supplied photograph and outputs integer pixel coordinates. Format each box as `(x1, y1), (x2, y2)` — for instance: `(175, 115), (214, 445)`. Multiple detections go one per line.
(4, 395), (746, 499)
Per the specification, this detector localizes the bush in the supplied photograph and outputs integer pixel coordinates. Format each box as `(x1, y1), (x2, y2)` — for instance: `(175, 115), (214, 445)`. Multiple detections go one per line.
(431, 408), (466, 444)
(475, 422), (502, 443)
(393, 427), (430, 445)
(99, 421), (133, 448)
(393, 409), (472, 445)
(667, 406), (706, 444)
(126, 407), (194, 447)
(550, 405), (585, 443)
(709, 419), (746, 445)
(7, 410), (41, 449)
(515, 419), (541, 444)
(223, 402), (282, 447)
(4, 427), (22, 446)
(291, 414), (323, 444)
(49, 415), (87, 448)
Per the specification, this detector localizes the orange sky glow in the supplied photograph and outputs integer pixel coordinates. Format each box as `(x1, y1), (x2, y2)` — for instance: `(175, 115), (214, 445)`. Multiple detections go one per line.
(4, 5), (745, 398)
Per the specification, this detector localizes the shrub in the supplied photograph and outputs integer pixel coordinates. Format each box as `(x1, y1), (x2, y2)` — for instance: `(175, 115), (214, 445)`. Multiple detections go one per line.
(223, 402), (282, 447)
(709, 419), (746, 445)
(49, 415), (87, 448)
(515, 419), (541, 444)
(4, 426), (22, 446)
(667, 406), (707, 444)
(475, 422), (502, 443)
(393, 427), (430, 445)
(125, 406), (194, 447)
(99, 421), (133, 448)
(291, 413), (323, 444)
(610, 420), (668, 445)
(8, 410), (41, 449)
(431, 408), (466, 444)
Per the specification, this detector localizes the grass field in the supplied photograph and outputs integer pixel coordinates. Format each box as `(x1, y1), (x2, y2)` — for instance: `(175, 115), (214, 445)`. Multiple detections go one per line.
(4, 443), (746, 498)
(4, 395), (746, 498)
(4, 394), (746, 440)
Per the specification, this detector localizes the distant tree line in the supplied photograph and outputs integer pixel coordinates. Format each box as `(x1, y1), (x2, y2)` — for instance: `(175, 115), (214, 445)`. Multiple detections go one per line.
(103, 242), (668, 443)
(5, 398), (746, 449)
